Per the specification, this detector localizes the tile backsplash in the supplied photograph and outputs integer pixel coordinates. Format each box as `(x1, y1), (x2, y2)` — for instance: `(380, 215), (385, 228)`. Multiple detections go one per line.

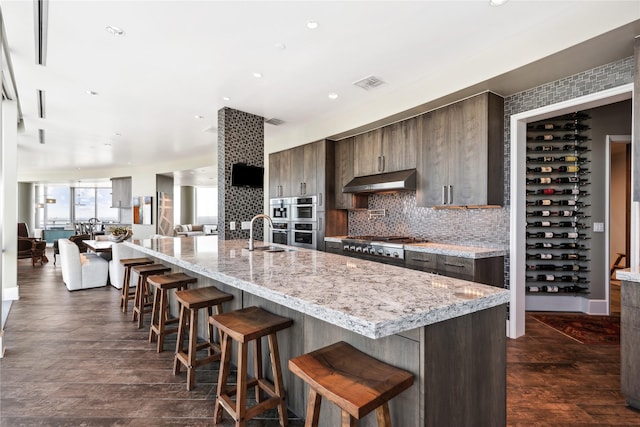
(348, 192), (508, 248)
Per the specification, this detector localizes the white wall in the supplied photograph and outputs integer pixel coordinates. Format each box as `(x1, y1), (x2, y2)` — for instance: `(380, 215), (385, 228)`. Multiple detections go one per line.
(2, 100), (18, 301)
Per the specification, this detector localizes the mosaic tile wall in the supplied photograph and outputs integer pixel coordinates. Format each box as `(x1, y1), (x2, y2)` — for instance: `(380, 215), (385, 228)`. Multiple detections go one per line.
(348, 192), (508, 248)
(217, 107), (265, 241)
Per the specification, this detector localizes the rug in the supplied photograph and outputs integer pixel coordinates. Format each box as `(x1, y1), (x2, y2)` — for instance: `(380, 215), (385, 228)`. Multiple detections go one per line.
(530, 312), (620, 345)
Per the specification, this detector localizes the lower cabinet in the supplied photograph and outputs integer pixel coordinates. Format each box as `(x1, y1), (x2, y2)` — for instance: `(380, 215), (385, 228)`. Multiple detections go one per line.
(325, 243), (504, 288)
(406, 250), (504, 287)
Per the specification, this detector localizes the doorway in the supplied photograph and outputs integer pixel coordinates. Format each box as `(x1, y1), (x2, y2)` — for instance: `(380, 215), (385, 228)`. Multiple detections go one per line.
(607, 136), (631, 315)
(509, 83), (635, 339)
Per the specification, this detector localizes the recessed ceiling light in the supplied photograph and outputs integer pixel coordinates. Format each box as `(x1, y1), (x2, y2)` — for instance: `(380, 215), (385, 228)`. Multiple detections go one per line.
(489, 0), (508, 5)
(113, 132), (121, 137)
(105, 25), (125, 36)
(195, 115), (204, 119)
(222, 96), (230, 101)
(306, 20), (319, 29)
(253, 72), (263, 78)
(274, 42), (286, 50)
(86, 90), (98, 95)
(328, 92), (339, 100)
(104, 143), (112, 147)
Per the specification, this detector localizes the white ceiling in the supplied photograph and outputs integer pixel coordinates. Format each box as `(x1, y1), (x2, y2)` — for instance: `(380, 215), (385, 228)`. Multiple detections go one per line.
(2, 0), (639, 187)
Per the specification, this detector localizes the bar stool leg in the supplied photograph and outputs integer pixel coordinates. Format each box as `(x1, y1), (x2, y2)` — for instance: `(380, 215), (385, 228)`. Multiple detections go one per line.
(121, 267), (131, 312)
(254, 338), (263, 404)
(185, 304), (199, 390)
(268, 333), (288, 427)
(306, 389), (322, 427)
(215, 333), (233, 424)
(375, 402), (392, 427)
(149, 287), (163, 343)
(132, 276), (142, 322)
(236, 341), (249, 427)
(173, 304), (187, 376)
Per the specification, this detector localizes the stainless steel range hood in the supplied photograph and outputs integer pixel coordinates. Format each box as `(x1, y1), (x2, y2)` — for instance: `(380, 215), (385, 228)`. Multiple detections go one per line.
(343, 169), (417, 194)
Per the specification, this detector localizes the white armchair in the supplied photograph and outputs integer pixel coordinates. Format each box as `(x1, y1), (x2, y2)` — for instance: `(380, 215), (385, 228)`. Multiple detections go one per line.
(108, 242), (135, 289)
(58, 238), (109, 291)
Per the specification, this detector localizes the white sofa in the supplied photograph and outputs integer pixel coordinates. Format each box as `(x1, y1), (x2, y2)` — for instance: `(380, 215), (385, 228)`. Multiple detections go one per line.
(108, 242), (136, 289)
(58, 238), (109, 291)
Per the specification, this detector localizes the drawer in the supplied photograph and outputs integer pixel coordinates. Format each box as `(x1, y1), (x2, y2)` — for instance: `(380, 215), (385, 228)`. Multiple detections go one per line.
(324, 241), (342, 254)
(405, 251), (438, 272)
(437, 255), (474, 279)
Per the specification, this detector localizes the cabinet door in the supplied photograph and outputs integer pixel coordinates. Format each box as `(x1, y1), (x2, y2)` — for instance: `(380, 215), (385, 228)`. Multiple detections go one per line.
(289, 143), (318, 196)
(289, 145), (305, 196)
(448, 94), (488, 206)
(269, 150), (291, 198)
(381, 117), (418, 172)
(353, 128), (382, 177)
(315, 140), (326, 210)
(417, 109), (449, 207)
(334, 138), (367, 210)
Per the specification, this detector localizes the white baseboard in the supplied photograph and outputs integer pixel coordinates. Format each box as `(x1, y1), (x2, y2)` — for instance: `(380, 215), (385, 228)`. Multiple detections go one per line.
(526, 295), (609, 315)
(2, 286), (19, 301)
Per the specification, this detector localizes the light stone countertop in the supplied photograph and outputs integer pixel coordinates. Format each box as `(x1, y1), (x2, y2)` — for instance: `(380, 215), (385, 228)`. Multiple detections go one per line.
(325, 236), (507, 258)
(616, 268), (640, 283)
(126, 236), (509, 339)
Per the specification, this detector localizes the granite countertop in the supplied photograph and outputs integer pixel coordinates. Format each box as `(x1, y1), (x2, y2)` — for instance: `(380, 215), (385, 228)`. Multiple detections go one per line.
(324, 236), (506, 259)
(616, 268), (640, 283)
(126, 236), (509, 339)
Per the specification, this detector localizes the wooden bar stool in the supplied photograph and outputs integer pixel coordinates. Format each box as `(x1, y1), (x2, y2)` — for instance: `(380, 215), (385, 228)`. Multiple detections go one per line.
(173, 286), (234, 390)
(147, 272), (197, 352)
(120, 257), (153, 313)
(288, 341), (414, 427)
(211, 306), (293, 427)
(131, 263), (171, 329)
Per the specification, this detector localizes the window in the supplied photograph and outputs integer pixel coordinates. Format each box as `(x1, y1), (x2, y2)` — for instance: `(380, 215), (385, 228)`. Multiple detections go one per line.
(196, 187), (217, 224)
(44, 185), (71, 227)
(35, 184), (119, 228)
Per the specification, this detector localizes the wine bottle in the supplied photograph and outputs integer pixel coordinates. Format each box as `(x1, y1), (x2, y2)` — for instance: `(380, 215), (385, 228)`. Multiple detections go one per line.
(530, 221), (553, 227)
(558, 155), (579, 162)
(527, 166), (554, 173)
(527, 178), (552, 184)
(537, 274), (556, 282)
(528, 210), (552, 217)
(558, 200), (577, 206)
(561, 232), (579, 239)
(560, 210), (576, 217)
(558, 221), (577, 227)
(563, 123), (589, 131)
(561, 253), (581, 260)
(562, 264), (581, 271)
(537, 188), (556, 195)
(527, 286), (540, 293)
(534, 243), (554, 249)
(563, 134), (588, 141)
(558, 165), (580, 173)
(563, 144), (589, 152)
(536, 135), (561, 141)
(533, 145), (556, 152)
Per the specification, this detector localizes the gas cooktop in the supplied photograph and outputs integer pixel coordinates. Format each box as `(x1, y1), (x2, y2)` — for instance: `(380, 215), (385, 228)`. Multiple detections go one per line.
(344, 236), (428, 244)
(340, 236), (428, 262)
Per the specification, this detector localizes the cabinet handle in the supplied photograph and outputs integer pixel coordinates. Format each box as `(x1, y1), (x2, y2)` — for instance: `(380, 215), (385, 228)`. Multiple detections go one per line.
(448, 185), (453, 205)
(381, 155), (385, 172)
(444, 263), (465, 268)
(304, 182), (307, 195)
(410, 257), (432, 263)
(319, 193), (323, 206)
(377, 156), (382, 172)
(442, 186), (448, 205)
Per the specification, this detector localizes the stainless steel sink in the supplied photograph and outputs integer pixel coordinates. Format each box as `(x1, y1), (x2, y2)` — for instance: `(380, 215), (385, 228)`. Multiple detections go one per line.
(247, 246), (294, 253)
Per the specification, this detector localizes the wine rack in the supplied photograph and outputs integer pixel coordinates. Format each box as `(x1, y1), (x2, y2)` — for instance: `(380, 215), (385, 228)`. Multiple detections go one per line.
(525, 112), (591, 295)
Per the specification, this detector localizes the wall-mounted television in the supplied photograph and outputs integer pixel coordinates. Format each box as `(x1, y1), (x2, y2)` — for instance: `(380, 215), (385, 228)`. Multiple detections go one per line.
(231, 163), (264, 188)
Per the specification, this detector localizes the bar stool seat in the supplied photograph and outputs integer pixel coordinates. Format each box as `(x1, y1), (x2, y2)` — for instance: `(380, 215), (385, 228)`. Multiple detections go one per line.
(131, 263), (171, 328)
(148, 272), (197, 352)
(119, 257), (153, 313)
(211, 306), (293, 427)
(288, 341), (414, 427)
(173, 286), (234, 390)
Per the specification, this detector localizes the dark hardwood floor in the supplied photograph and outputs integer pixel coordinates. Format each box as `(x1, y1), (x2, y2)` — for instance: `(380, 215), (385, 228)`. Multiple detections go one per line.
(2, 250), (640, 426)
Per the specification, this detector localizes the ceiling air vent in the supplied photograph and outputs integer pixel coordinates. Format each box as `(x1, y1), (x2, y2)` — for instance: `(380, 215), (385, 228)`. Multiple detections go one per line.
(38, 128), (45, 144)
(37, 89), (46, 118)
(353, 75), (386, 91)
(265, 118), (285, 126)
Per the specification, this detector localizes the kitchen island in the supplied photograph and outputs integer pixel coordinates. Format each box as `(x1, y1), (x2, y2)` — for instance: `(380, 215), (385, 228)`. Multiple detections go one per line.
(126, 236), (509, 426)
(613, 268), (640, 409)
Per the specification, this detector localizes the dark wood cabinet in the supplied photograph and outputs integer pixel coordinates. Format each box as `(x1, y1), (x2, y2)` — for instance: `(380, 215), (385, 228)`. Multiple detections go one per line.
(417, 92), (504, 207)
(269, 150), (291, 198)
(405, 250), (504, 287)
(353, 118), (418, 177)
(110, 176), (132, 208)
(334, 137), (367, 210)
(290, 143), (318, 197)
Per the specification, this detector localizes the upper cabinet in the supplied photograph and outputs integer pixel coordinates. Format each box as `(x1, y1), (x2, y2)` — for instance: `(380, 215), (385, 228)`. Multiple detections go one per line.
(353, 117), (418, 177)
(334, 137), (368, 210)
(269, 140), (331, 209)
(111, 176), (132, 208)
(417, 92), (504, 207)
(290, 142), (318, 197)
(269, 150), (291, 198)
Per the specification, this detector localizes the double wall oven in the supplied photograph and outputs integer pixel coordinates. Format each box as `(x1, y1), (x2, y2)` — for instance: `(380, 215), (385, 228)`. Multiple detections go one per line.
(269, 196), (319, 249)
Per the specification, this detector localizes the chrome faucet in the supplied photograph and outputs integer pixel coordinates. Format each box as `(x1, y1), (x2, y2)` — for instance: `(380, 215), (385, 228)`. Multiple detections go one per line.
(248, 214), (273, 251)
